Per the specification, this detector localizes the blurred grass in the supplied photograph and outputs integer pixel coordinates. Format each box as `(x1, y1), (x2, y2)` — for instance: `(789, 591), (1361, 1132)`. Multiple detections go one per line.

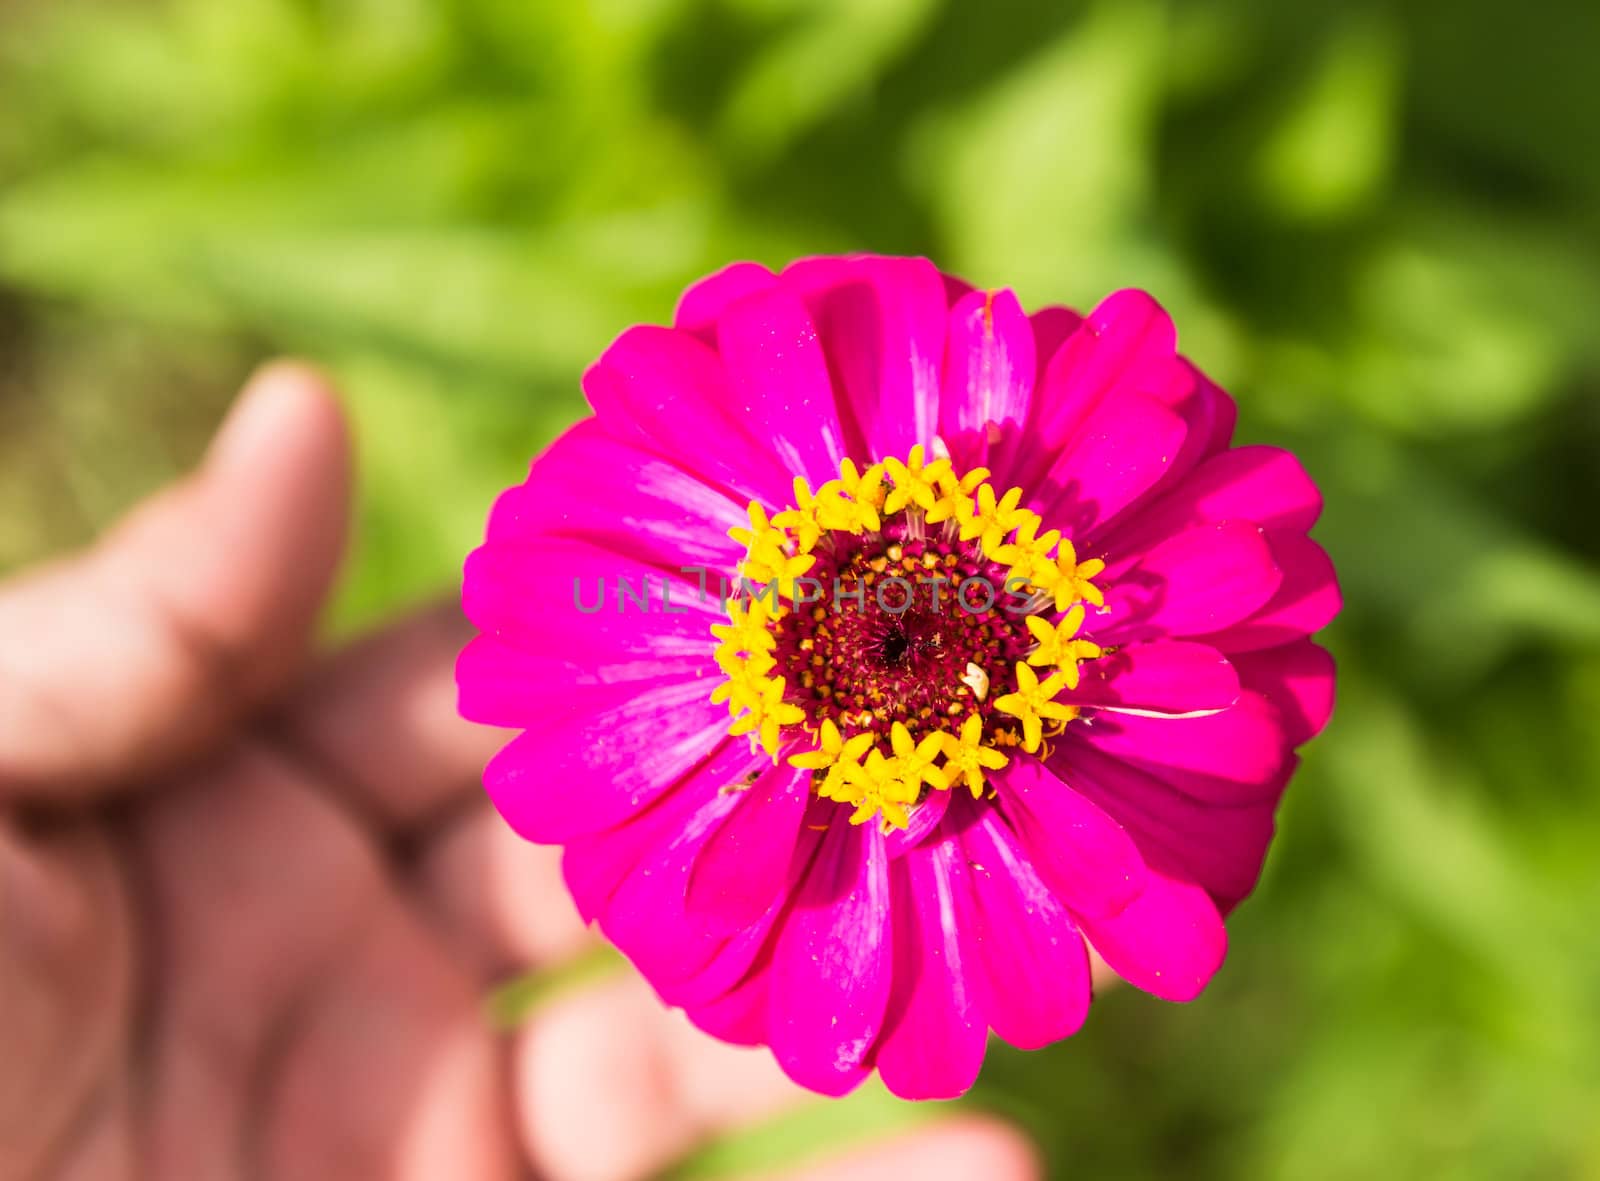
(3, 0), (1599, 1177)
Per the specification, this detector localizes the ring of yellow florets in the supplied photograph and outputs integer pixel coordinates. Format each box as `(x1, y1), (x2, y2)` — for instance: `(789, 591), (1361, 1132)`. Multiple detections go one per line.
(710, 446), (1107, 830)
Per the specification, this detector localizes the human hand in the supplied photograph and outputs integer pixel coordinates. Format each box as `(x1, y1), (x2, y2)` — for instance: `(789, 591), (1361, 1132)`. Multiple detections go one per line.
(0, 365), (1040, 1181)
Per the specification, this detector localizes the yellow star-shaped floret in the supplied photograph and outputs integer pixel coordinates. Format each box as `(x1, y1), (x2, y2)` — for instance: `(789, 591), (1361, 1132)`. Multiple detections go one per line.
(746, 541), (817, 601)
(938, 714), (1010, 798)
(990, 515), (1062, 569)
(790, 719), (876, 800)
(1047, 539), (1107, 610)
(841, 748), (923, 830)
(710, 598), (777, 671)
(926, 466), (991, 527)
(818, 459), (886, 533)
(882, 445), (953, 515)
(710, 651), (777, 715)
(889, 722), (950, 793)
(993, 662), (1078, 753)
(771, 477), (826, 551)
(962, 483), (1028, 554)
(727, 674), (805, 758)
(728, 501), (778, 552)
(1023, 605), (1103, 689)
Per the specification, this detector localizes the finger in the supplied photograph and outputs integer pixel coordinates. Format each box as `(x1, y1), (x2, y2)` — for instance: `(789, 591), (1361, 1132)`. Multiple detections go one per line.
(747, 1117), (1041, 1181)
(280, 603), (504, 833)
(0, 363), (351, 799)
(128, 741), (520, 1181)
(0, 817), (134, 1180)
(411, 802), (594, 984)
(514, 973), (808, 1181)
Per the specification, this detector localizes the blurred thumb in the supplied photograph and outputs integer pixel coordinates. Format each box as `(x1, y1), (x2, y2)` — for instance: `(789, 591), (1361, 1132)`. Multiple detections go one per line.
(0, 362), (351, 799)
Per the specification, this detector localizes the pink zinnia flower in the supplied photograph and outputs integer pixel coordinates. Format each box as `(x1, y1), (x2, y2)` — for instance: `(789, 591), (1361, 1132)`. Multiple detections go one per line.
(459, 255), (1340, 1100)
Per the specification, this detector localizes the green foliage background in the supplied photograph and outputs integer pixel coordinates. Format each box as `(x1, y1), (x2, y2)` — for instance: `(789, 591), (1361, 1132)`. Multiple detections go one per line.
(3, 0), (1598, 1176)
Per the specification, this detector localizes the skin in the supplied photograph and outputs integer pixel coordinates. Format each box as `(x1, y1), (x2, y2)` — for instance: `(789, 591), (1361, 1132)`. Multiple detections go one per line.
(0, 364), (1042, 1181)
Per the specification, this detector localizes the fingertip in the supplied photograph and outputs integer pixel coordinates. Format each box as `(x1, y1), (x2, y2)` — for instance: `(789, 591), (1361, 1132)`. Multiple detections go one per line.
(207, 359), (350, 483)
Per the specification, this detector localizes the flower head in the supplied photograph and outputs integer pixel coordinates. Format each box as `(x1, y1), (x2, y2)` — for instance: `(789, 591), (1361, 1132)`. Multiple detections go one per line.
(460, 256), (1341, 1101)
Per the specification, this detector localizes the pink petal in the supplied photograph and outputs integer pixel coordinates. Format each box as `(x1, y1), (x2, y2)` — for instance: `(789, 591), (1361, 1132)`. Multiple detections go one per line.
(992, 756), (1147, 920)
(768, 819), (892, 1096)
(483, 677), (728, 843)
(685, 962), (772, 1047)
(1049, 739), (1279, 912)
(716, 286), (851, 487)
(942, 271), (975, 304)
(562, 754), (736, 921)
(1231, 639), (1337, 746)
(1063, 640), (1240, 716)
(783, 255), (948, 458)
(958, 801), (1092, 1050)
(583, 325), (794, 507)
(1095, 520), (1283, 644)
(685, 762), (810, 934)
(1101, 444), (1324, 557)
(1068, 689), (1292, 807)
(667, 893), (790, 1009)
(874, 840), (988, 1101)
(674, 260), (778, 339)
(1010, 289), (1182, 492)
(1031, 305), (1083, 367)
(461, 538), (720, 664)
(1152, 361), (1237, 487)
(456, 632), (706, 732)
(1197, 534), (1341, 653)
(1076, 862), (1228, 1003)
(939, 288), (1037, 469)
(1032, 391), (1189, 537)
(598, 759), (753, 989)
(494, 418), (745, 574)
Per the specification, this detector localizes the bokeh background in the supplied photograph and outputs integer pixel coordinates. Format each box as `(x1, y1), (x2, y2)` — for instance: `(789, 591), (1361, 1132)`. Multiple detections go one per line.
(3, 0), (1598, 1176)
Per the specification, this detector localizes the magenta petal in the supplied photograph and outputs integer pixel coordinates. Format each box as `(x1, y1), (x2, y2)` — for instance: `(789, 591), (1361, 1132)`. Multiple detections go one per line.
(460, 540), (719, 691)
(1069, 689), (1291, 807)
(456, 634), (700, 731)
(1064, 640), (1240, 716)
(599, 761), (753, 989)
(483, 678), (728, 843)
(562, 751), (736, 922)
(1077, 862), (1228, 1002)
(1033, 391), (1189, 537)
(667, 898), (787, 1010)
(1103, 444), (1324, 556)
(1031, 305), (1083, 367)
(495, 418), (744, 573)
(584, 325), (793, 508)
(939, 288), (1037, 468)
(783, 255), (948, 459)
(1153, 361), (1237, 485)
(958, 802), (1091, 1050)
(1199, 534), (1341, 653)
(686, 963), (772, 1048)
(674, 260), (779, 338)
(875, 839), (988, 1100)
(768, 819), (892, 1095)
(992, 756), (1146, 920)
(1232, 639), (1337, 746)
(1012, 289), (1180, 491)
(685, 762), (810, 934)
(1049, 740), (1279, 911)
(716, 286), (851, 487)
(1096, 520), (1283, 644)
